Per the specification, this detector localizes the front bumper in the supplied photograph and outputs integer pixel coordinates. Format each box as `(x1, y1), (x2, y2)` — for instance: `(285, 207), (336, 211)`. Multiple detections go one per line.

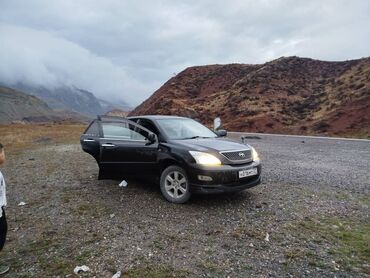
(187, 161), (262, 194)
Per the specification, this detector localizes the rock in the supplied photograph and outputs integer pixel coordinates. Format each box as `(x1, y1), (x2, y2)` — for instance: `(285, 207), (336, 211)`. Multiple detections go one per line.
(112, 270), (121, 278)
(264, 233), (270, 242)
(18, 201), (27, 206)
(331, 260), (340, 271)
(73, 265), (90, 274)
(119, 180), (128, 187)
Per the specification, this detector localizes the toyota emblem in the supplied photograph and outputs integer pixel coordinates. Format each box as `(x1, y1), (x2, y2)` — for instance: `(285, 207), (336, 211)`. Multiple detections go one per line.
(238, 152), (245, 158)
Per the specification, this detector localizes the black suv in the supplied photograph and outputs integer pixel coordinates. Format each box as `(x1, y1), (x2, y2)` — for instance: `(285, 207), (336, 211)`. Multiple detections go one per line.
(80, 115), (261, 203)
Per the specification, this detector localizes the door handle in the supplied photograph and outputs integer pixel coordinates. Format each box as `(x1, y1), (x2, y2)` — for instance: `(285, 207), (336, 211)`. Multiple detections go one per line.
(83, 139), (95, 142)
(102, 143), (115, 147)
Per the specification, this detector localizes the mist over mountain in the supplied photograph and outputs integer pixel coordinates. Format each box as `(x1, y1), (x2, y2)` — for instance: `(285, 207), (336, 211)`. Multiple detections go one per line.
(0, 82), (131, 117)
(98, 98), (132, 113)
(0, 24), (150, 106)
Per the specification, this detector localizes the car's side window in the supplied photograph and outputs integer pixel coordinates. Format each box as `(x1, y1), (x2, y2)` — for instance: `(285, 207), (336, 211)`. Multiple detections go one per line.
(102, 122), (148, 141)
(84, 121), (100, 137)
(138, 120), (159, 135)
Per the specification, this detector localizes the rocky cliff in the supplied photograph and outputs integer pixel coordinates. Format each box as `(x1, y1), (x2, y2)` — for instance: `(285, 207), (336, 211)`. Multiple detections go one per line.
(130, 56), (370, 137)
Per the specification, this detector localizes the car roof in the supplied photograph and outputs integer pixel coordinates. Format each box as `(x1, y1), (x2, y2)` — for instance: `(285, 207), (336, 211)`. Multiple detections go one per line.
(96, 115), (190, 123)
(127, 115), (189, 121)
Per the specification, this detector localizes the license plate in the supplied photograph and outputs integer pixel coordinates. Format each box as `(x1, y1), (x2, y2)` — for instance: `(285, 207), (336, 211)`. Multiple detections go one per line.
(239, 168), (258, 179)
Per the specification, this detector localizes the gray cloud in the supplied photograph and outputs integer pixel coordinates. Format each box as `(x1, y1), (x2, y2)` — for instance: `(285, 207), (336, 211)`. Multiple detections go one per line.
(0, 0), (369, 105)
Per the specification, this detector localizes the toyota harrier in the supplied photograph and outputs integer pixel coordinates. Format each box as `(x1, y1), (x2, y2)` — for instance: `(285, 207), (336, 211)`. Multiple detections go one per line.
(80, 115), (261, 203)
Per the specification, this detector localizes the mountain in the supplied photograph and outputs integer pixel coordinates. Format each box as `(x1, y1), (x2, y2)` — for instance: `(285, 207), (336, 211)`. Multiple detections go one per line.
(0, 86), (90, 123)
(105, 109), (129, 117)
(98, 98), (132, 113)
(2, 83), (104, 117)
(130, 56), (370, 138)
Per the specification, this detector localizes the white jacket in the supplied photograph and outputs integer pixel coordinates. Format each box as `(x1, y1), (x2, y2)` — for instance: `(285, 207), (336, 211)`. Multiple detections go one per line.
(0, 170), (7, 218)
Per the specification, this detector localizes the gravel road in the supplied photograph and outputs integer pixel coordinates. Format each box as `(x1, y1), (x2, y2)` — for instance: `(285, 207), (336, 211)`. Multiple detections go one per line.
(230, 133), (370, 194)
(1, 133), (369, 277)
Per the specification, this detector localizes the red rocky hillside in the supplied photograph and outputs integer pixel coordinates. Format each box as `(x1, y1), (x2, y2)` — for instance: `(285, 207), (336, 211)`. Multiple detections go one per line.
(130, 56), (370, 138)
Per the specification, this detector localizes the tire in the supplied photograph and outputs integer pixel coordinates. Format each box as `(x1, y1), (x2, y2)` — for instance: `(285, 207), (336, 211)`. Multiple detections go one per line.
(160, 165), (191, 204)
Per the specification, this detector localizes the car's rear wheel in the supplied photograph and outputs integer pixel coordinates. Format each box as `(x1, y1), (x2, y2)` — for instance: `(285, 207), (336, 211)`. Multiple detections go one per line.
(160, 165), (191, 203)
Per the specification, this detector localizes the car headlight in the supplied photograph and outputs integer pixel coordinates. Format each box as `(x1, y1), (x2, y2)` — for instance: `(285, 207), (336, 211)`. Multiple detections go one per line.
(189, 151), (221, 166)
(251, 147), (260, 162)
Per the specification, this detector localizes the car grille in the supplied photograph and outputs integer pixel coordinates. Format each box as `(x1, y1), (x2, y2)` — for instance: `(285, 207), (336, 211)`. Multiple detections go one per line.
(220, 149), (252, 162)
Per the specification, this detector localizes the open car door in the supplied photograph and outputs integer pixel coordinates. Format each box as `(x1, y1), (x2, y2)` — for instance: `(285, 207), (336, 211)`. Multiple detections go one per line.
(80, 120), (101, 163)
(98, 118), (159, 180)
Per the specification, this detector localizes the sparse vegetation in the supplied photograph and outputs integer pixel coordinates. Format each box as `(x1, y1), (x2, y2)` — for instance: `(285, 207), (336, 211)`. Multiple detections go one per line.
(130, 57), (370, 138)
(0, 123), (85, 152)
(0, 128), (368, 276)
(288, 217), (370, 273)
(313, 121), (330, 132)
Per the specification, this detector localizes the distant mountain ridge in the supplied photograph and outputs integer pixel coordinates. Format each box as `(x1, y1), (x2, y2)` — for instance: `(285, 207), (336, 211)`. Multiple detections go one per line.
(0, 82), (132, 117)
(130, 56), (370, 138)
(98, 98), (132, 114)
(5, 83), (104, 116)
(0, 86), (90, 123)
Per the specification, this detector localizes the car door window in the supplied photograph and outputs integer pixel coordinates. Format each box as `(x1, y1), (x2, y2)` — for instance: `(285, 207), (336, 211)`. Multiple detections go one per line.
(102, 122), (147, 141)
(138, 120), (159, 135)
(84, 120), (100, 137)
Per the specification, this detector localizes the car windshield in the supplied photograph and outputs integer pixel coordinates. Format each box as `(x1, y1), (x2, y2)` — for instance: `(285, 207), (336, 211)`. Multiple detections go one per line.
(157, 118), (217, 140)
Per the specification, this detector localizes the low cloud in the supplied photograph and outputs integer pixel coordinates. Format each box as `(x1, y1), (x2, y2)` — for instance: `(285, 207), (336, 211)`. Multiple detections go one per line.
(0, 0), (369, 105)
(0, 24), (149, 104)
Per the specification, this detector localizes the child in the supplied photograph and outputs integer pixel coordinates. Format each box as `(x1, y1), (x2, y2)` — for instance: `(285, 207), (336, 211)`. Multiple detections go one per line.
(0, 143), (9, 274)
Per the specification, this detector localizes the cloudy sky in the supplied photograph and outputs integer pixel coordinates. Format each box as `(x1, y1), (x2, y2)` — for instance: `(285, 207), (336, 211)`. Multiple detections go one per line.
(0, 0), (369, 105)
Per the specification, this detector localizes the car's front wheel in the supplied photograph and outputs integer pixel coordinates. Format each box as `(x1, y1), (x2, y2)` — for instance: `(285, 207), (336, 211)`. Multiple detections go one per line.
(160, 165), (191, 203)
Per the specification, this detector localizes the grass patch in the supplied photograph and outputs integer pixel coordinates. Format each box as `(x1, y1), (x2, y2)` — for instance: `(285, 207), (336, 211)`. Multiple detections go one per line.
(7, 236), (97, 276)
(196, 259), (226, 276)
(18, 238), (60, 255)
(291, 217), (370, 273)
(284, 248), (306, 261)
(151, 237), (165, 250)
(123, 265), (189, 278)
(36, 250), (95, 276)
(358, 196), (370, 207)
(317, 190), (370, 207)
(0, 123), (85, 153)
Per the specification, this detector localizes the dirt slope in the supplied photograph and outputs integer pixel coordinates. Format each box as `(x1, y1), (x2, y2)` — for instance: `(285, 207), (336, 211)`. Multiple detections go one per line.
(130, 57), (370, 138)
(0, 86), (54, 123)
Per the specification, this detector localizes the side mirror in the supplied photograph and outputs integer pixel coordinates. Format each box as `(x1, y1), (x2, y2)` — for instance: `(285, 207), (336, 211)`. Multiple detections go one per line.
(147, 133), (157, 143)
(214, 117), (221, 130)
(215, 129), (227, 137)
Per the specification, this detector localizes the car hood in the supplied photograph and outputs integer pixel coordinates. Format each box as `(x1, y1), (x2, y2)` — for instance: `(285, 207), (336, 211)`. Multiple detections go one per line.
(169, 138), (250, 152)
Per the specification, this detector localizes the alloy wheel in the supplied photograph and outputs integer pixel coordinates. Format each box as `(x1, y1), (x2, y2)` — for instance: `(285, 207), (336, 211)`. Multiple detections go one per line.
(164, 171), (188, 199)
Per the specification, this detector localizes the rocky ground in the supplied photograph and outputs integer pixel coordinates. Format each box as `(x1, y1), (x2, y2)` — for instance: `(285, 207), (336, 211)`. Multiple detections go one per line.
(0, 133), (369, 277)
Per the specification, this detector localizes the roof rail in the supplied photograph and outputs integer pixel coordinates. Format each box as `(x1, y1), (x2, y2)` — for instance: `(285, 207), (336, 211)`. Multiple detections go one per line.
(97, 115), (127, 121)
